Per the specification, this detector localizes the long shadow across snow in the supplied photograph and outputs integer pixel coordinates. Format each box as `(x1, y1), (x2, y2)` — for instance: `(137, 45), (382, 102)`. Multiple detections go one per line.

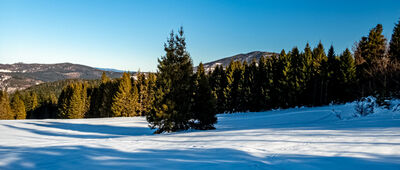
(2, 122), (152, 139)
(0, 145), (399, 170)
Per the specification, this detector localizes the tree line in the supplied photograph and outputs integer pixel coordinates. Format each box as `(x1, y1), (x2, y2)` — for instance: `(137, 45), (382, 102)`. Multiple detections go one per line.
(1, 19), (400, 133)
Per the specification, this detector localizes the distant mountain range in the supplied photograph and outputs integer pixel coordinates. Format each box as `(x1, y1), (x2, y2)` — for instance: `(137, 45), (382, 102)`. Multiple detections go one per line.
(201, 51), (278, 72)
(1, 51), (277, 92)
(0, 63), (124, 92)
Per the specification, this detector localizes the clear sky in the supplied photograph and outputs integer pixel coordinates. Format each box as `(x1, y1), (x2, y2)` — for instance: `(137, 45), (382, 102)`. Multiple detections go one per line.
(1, 0), (400, 72)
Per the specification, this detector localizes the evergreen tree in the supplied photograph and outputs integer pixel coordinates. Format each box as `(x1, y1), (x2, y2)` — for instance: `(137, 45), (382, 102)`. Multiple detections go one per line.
(312, 42), (327, 105)
(325, 45), (341, 103)
(389, 19), (400, 61)
(225, 60), (245, 112)
(300, 43), (314, 105)
(338, 48), (357, 102)
(111, 72), (136, 117)
(97, 78), (117, 118)
(249, 58), (268, 111)
(191, 63), (217, 129)
(57, 82), (86, 119)
(355, 24), (388, 97)
(0, 90), (12, 120)
(288, 47), (306, 105)
(273, 50), (291, 108)
(101, 72), (110, 83)
(209, 65), (228, 113)
(11, 92), (26, 119)
(147, 28), (194, 133)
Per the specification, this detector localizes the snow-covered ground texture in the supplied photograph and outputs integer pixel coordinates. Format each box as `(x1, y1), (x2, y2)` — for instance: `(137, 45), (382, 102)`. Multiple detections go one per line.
(1, 100), (400, 170)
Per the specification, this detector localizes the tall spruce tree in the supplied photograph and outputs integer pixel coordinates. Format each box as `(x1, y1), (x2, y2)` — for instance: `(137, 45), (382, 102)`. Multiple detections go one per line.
(209, 65), (228, 113)
(355, 24), (388, 97)
(191, 63), (217, 129)
(338, 48), (356, 102)
(312, 42), (327, 105)
(57, 82), (86, 119)
(274, 50), (291, 108)
(225, 60), (244, 112)
(0, 90), (12, 120)
(389, 19), (400, 61)
(325, 45), (341, 103)
(147, 27), (194, 133)
(111, 72), (136, 117)
(11, 92), (26, 119)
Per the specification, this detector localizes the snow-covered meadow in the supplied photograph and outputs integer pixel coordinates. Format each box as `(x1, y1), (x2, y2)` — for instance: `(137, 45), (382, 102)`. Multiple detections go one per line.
(1, 101), (400, 169)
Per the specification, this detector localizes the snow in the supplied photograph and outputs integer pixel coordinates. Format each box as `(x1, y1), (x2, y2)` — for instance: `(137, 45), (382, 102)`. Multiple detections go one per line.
(0, 102), (400, 169)
(0, 69), (13, 73)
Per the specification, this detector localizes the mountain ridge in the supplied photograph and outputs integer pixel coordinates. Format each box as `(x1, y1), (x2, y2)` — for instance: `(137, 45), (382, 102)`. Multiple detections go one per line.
(200, 51), (278, 72)
(0, 62), (124, 92)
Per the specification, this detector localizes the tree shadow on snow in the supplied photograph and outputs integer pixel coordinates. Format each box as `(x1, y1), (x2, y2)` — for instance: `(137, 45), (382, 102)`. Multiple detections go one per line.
(0, 145), (399, 170)
(2, 122), (152, 139)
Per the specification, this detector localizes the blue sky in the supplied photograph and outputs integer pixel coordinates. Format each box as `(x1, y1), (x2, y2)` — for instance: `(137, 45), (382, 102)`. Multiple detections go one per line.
(1, 0), (400, 71)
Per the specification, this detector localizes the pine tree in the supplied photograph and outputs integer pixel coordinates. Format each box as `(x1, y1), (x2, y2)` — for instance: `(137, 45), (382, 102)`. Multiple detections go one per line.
(389, 19), (400, 61)
(312, 42), (327, 105)
(57, 82), (86, 119)
(302, 43), (315, 105)
(144, 73), (156, 116)
(273, 50), (291, 108)
(101, 72), (110, 83)
(288, 47), (306, 106)
(225, 60), (244, 112)
(209, 65), (228, 113)
(191, 63), (217, 129)
(147, 27), (194, 133)
(249, 58), (268, 111)
(111, 72), (135, 117)
(325, 45), (340, 103)
(338, 48), (356, 102)
(0, 90), (13, 120)
(355, 24), (388, 97)
(11, 92), (26, 119)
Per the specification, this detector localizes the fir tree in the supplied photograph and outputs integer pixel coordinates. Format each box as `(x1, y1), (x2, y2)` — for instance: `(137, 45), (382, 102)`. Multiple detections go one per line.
(209, 65), (228, 113)
(355, 24), (388, 97)
(11, 92), (26, 119)
(147, 27), (194, 133)
(389, 19), (400, 61)
(325, 45), (340, 103)
(57, 82), (86, 119)
(312, 42), (327, 105)
(225, 60), (245, 112)
(191, 63), (217, 129)
(338, 48), (356, 102)
(0, 90), (12, 120)
(111, 72), (136, 117)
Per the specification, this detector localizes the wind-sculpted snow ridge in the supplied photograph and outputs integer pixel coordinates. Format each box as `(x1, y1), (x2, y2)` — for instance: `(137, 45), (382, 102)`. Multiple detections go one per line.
(0, 101), (400, 169)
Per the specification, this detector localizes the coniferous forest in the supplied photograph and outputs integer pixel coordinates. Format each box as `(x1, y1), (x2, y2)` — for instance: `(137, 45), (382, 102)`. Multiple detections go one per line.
(1, 20), (400, 133)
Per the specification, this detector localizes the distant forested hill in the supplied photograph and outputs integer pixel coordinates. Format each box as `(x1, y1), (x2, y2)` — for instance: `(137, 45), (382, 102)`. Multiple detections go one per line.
(0, 63), (124, 92)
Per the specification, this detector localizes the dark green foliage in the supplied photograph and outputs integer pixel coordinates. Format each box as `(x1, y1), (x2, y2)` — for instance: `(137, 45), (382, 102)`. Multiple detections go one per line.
(355, 24), (388, 98)
(225, 60), (245, 112)
(389, 19), (400, 61)
(191, 63), (217, 129)
(147, 28), (194, 133)
(209, 65), (228, 113)
(337, 49), (357, 102)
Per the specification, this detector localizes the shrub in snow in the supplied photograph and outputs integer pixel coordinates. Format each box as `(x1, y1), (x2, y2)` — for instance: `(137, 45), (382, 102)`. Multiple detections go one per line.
(354, 97), (376, 116)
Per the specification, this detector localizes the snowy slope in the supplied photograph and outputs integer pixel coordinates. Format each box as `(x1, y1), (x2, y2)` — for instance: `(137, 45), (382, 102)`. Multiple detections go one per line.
(0, 102), (400, 169)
